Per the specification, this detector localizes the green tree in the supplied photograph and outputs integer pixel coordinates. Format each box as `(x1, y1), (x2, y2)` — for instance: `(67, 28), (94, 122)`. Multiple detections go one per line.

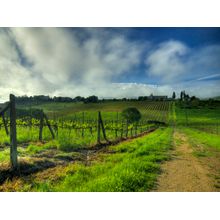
(121, 107), (141, 124)
(172, 92), (176, 100)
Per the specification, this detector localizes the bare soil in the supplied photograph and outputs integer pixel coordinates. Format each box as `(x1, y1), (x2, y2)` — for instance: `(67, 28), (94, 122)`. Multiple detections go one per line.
(153, 131), (219, 192)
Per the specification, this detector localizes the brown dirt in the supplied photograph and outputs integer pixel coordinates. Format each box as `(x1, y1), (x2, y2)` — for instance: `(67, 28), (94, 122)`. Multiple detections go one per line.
(154, 131), (219, 192)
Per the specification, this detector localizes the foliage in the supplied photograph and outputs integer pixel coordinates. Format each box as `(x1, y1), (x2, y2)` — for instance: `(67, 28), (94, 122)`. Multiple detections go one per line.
(121, 107), (141, 124)
(84, 95), (98, 104)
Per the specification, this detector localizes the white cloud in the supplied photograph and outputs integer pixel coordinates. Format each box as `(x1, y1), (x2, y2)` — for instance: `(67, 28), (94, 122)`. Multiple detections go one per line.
(145, 40), (220, 84)
(145, 40), (189, 82)
(0, 28), (219, 101)
(0, 28), (144, 100)
(11, 28), (144, 85)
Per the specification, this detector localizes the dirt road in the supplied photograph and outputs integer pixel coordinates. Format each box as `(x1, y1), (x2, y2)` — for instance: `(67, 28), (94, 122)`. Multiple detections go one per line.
(154, 131), (218, 192)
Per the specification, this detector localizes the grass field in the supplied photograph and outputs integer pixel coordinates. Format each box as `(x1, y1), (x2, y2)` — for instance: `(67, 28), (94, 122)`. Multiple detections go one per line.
(175, 102), (220, 134)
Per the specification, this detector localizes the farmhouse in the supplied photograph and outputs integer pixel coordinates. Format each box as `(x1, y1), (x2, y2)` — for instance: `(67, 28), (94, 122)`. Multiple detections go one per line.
(149, 94), (168, 101)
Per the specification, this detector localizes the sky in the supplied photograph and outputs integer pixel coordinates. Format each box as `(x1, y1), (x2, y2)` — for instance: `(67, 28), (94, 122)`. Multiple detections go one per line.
(0, 27), (220, 101)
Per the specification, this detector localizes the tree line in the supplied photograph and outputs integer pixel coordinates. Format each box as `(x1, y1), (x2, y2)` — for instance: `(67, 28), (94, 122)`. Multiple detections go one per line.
(15, 94), (171, 104)
(15, 95), (99, 104)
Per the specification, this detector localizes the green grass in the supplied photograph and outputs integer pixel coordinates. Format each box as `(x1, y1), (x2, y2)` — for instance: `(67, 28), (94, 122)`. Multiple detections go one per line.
(26, 127), (173, 192)
(0, 148), (10, 163)
(175, 104), (220, 134)
(26, 140), (59, 154)
(181, 127), (220, 150)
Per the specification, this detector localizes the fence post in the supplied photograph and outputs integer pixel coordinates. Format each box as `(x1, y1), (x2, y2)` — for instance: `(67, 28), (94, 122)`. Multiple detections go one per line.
(121, 121), (123, 138)
(125, 120), (128, 137)
(97, 111), (101, 144)
(44, 113), (55, 139)
(99, 111), (108, 142)
(9, 94), (18, 170)
(39, 110), (44, 141)
(82, 112), (84, 137)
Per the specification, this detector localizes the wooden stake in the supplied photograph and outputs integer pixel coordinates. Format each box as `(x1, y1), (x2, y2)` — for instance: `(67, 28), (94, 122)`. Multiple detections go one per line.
(39, 110), (44, 141)
(44, 113), (55, 139)
(9, 94), (18, 170)
(82, 112), (84, 137)
(97, 111), (101, 144)
(99, 112), (108, 142)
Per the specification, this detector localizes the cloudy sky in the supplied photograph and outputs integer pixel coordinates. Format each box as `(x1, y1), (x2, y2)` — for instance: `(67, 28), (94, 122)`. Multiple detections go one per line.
(0, 27), (220, 101)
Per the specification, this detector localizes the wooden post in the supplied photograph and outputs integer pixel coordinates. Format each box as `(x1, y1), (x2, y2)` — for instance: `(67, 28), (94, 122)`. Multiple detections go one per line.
(97, 111), (101, 144)
(184, 100), (188, 126)
(9, 94), (18, 170)
(126, 120), (129, 137)
(121, 121), (123, 138)
(82, 112), (84, 137)
(44, 113), (55, 139)
(99, 112), (108, 142)
(39, 110), (44, 141)
(116, 113), (119, 138)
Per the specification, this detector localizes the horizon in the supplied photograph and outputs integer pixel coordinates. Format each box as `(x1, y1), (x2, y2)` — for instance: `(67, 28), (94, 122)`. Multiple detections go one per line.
(1, 92), (219, 104)
(0, 27), (220, 101)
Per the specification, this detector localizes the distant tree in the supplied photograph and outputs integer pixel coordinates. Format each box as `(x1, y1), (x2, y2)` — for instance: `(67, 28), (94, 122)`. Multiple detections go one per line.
(190, 96), (198, 101)
(84, 95), (98, 103)
(172, 92), (176, 100)
(185, 94), (190, 101)
(180, 91), (185, 101)
(121, 107), (141, 124)
(74, 96), (85, 102)
(138, 96), (148, 101)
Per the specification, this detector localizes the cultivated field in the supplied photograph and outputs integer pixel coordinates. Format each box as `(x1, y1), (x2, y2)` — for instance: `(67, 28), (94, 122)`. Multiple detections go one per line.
(0, 100), (220, 191)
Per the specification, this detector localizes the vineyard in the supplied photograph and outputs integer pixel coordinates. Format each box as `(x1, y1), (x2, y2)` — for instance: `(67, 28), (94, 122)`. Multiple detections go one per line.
(0, 99), (172, 185)
(1, 97), (220, 192)
(0, 101), (171, 148)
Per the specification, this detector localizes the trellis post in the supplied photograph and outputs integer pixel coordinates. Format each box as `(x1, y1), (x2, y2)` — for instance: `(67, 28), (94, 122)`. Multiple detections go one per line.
(39, 110), (44, 141)
(97, 111), (101, 144)
(9, 94), (18, 170)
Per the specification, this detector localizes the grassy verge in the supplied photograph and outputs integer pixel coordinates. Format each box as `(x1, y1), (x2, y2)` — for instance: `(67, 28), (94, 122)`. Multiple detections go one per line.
(26, 127), (173, 192)
(181, 127), (220, 151)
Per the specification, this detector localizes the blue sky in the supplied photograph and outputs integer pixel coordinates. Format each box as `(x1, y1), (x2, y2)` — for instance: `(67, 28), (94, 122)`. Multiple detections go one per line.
(0, 27), (219, 101)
